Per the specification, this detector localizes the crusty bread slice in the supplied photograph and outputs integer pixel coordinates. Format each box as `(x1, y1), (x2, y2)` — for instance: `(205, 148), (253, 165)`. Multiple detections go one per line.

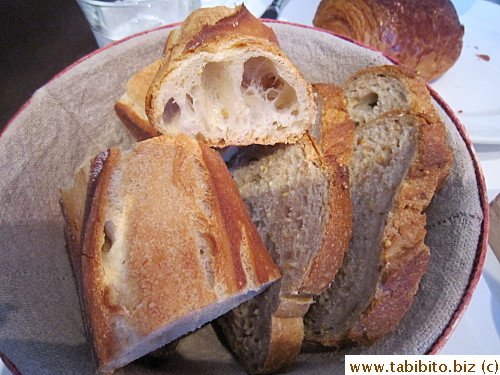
(217, 107), (353, 374)
(304, 111), (452, 347)
(114, 60), (161, 141)
(60, 154), (183, 370)
(59, 134), (280, 374)
(343, 65), (438, 125)
(145, 5), (316, 147)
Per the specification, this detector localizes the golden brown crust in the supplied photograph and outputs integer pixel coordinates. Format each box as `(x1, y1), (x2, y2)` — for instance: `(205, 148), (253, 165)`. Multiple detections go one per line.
(300, 84), (354, 295)
(347, 112), (452, 344)
(200, 142), (281, 290)
(184, 5), (279, 53)
(62, 135), (281, 373)
(260, 317), (304, 374)
(80, 149), (123, 368)
(114, 61), (161, 141)
(60, 163), (90, 279)
(313, 0), (464, 81)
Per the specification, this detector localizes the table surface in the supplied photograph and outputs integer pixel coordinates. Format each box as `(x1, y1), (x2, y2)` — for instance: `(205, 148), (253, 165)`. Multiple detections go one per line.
(1, 0), (499, 373)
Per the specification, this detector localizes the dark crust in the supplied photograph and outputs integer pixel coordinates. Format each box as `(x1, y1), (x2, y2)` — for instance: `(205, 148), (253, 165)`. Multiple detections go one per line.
(200, 142), (281, 289)
(347, 113), (453, 344)
(313, 0), (464, 81)
(299, 84), (354, 295)
(184, 5), (279, 53)
(79, 149), (122, 371)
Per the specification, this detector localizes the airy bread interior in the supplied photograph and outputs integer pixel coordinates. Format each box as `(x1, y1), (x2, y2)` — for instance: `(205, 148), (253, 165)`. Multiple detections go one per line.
(151, 52), (313, 147)
(146, 5), (316, 148)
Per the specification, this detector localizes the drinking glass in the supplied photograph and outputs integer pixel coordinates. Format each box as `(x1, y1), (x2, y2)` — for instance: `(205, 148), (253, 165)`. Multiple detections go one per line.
(76, 0), (201, 47)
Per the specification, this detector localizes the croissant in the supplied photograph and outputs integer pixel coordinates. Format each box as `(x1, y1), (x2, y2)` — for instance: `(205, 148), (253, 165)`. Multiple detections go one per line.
(313, 0), (464, 81)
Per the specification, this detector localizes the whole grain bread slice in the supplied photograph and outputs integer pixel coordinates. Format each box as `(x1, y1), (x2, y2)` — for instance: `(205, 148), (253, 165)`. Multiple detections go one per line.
(59, 134), (280, 374)
(343, 65), (439, 125)
(304, 111), (452, 347)
(217, 135), (338, 374)
(216, 84), (355, 374)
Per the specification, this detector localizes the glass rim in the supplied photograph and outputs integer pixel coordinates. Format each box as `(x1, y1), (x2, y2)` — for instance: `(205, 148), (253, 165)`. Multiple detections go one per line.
(76, 0), (172, 7)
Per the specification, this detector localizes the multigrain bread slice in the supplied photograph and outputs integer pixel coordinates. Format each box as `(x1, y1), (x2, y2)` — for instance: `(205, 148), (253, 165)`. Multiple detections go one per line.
(217, 121), (353, 373)
(343, 65), (439, 126)
(145, 5), (316, 147)
(218, 136), (334, 374)
(304, 111), (452, 347)
(59, 134), (281, 374)
(114, 60), (161, 141)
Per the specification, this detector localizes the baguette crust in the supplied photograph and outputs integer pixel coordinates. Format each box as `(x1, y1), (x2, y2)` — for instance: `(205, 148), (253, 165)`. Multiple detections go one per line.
(146, 5), (316, 147)
(80, 149), (123, 366)
(60, 135), (280, 373)
(348, 112), (452, 344)
(313, 0), (464, 81)
(114, 61), (161, 141)
(199, 142), (281, 288)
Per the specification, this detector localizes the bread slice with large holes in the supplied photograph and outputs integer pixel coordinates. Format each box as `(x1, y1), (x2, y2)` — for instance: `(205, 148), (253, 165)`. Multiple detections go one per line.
(303, 111), (452, 347)
(59, 134), (280, 374)
(216, 84), (355, 373)
(343, 65), (439, 126)
(145, 5), (316, 147)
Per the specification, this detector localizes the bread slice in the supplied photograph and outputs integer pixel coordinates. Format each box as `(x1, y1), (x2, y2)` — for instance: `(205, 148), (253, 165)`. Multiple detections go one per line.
(146, 5), (316, 147)
(343, 65), (438, 126)
(304, 111), (452, 347)
(114, 60), (161, 141)
(59, 134), (281, 374)
(216, 111), (353, 373)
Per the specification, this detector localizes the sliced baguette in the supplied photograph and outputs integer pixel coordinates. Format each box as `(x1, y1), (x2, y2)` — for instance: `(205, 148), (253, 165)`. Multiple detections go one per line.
(59, 134), (280, 374)
(343, 65), (439, 125)
(145, 5), (316, 147)
(304, 111), (452, 346)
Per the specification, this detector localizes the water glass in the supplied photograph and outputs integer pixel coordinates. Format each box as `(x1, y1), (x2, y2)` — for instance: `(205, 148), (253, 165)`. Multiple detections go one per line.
(76, 0), (201, 47)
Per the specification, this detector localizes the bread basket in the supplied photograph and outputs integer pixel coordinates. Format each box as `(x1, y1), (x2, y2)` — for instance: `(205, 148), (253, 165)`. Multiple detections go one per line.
(0, 21), (488, 374)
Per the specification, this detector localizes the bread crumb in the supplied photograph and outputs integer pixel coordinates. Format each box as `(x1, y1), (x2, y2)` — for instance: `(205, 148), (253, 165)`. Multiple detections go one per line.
(476, 54), (490, 62)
